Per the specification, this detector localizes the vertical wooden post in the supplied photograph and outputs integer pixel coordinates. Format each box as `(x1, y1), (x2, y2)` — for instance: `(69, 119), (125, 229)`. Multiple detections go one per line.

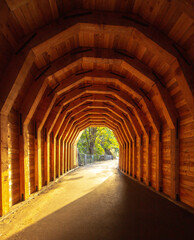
(66, 143), (68, 171)
(37, 130), (42, 190)
(72, 144), (75, 168)
(133, 137), (137, 178)
(67, 142), (69, 171)
(140, 134), (143, 182)
(59, 139), (62, 175)
(58, 137), (61, 176)
(170, 127), (180, 200)
(70, 143), (72, 170)
(0, 113), (9, 216)
(55, 136), (59, 178)
(60, 139), (63, 174)
(73, 144), (75, 168)
(47, 135), (50, 183)
(147, 129), (152, 186)
(70, 143), (73, 170)
(34, 131), (38, 191)
(120, 144), (123, 171)
(51, 132), (55, 180)
(70, 143), (73, 169)
(19, 124), (30, 201)
(123, 143), (126, 172)
(119, 144), (121, 169)
(121, 144), (123, 171)
(34, 123), (42, 191)
(61, 140), (64, 173)
(130, 141), (133, 176)
(71, 143), (73, 169)
(69, 143), (71, 170)
(64, 140), (67, 172)
(44, 128), (47, 185)
(126, 142), (129, 174)
(156, 132), (162, 192)
(75, 144), (78, 167)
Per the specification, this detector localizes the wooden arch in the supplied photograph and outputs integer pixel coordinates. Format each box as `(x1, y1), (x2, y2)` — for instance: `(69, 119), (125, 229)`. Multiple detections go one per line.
(0, 1), (193, 216)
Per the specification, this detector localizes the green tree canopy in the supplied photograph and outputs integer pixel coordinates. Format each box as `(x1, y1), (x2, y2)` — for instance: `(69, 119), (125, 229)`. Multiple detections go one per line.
(77, 127), (119, 157)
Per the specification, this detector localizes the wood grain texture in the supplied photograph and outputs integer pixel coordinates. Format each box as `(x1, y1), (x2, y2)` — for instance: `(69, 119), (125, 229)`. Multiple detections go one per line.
(0, 0), (194, 216)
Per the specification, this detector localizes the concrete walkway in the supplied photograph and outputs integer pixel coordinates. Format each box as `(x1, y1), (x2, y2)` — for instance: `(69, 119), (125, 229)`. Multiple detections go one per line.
(0, 160), (193, 240)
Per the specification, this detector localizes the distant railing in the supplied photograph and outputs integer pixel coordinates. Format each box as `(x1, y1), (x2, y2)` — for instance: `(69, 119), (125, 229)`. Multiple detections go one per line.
(78, 153), (114, 166)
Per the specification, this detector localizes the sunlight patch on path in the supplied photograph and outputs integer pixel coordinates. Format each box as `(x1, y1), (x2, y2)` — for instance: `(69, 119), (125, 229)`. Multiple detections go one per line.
(0, 160), (118, 240)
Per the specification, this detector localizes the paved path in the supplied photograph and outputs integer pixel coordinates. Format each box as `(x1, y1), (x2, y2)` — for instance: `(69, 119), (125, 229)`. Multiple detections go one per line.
(0, 160), (193, 240)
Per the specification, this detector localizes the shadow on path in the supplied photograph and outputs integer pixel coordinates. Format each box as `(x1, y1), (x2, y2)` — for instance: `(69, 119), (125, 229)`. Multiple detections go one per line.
(7, 169), (194, 240)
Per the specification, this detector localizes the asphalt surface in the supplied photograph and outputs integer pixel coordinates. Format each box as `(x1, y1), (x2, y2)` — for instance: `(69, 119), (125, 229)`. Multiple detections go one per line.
(1, 160), (193, 240)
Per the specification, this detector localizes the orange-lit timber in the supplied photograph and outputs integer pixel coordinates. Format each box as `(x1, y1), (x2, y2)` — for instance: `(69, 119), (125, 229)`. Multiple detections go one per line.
(0, 0), (194, 216)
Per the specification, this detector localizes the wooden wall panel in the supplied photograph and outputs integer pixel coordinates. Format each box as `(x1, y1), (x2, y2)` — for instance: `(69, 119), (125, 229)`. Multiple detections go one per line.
(151, 133), (156, 189)
(28, 121), (35, 194)
(168, 74), (194, 206)
(56, 137), (59, 178)
(0, 0), (194, 216)
(179, 118), (194, 207)
(50, 134), (54, 181)
(162, 124), (171, 197)
(142, 135), (147, 182)
(41, 130), (45, 186)
(136, 139), (140, 179)
(8, 108), (20, 206)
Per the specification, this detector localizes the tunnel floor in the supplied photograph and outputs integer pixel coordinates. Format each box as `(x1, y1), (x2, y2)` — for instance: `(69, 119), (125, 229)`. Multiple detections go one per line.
(0, 160), (193, 240)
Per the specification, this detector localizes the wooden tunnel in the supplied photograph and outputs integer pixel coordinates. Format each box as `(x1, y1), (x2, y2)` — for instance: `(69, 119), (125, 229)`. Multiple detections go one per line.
(0, 0), (193, 216)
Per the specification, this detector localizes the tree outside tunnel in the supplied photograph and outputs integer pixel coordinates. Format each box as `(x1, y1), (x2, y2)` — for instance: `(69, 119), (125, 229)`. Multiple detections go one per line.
(77, 127), (119, 164)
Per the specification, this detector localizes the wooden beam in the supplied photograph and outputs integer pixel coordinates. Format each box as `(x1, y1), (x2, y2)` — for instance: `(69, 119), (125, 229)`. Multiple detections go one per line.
(35, 130), (42, 190)
(147, 129), (152, 186)
(43, 128), (47, 185)
(20, 73), (48, 126)
(140, 134), (143, 182)
(19, 125), (30, 201)
(53, 94), (141, 140)
(156, 133), (163, 192)
(0, 51), (35, 115)
(0, 114), (9, 216)
(170, 128), (180, 200)
(171, 60), (194, 120)
(22, 12), (191, 121)
(64, 113), (127, 149)
(60, 106), (131, 145)
(152, 82), (178, 129)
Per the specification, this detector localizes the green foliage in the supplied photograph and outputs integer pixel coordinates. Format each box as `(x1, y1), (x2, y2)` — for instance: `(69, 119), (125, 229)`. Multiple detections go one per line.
(77, 127), (119, 157)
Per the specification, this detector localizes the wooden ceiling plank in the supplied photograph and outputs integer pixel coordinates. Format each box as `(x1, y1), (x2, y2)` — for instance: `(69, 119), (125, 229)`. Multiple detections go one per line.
(20, 75), (48, 126)
(37, 50), (177, 129)
(36, 85), (150, 151)
(1, 12), (191, 125)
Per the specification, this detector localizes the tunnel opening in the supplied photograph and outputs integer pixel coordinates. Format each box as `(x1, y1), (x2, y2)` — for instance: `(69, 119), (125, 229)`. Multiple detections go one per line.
(76, 127), (119, 166)
(0, 0), (193, 221)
